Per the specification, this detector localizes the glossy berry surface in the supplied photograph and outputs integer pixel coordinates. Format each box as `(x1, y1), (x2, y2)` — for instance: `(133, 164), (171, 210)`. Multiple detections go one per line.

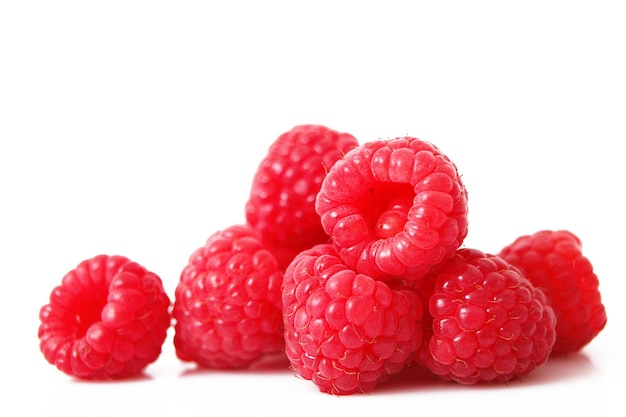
(245, 124), (359, 270)
(418, 248), (556, 384)
(173, 224), (284, 369)
(315, 136), (468, 280)
(282, 244), (423, 395)
(499, 230), (607, 355)
(38, 255), (171, 380)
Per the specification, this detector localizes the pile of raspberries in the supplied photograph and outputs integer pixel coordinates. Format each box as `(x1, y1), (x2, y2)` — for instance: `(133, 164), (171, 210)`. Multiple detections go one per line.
(38, 124), (607, 394)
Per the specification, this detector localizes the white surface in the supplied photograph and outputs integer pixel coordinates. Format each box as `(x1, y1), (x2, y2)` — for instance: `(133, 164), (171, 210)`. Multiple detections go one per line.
(1, 1), (624, 416)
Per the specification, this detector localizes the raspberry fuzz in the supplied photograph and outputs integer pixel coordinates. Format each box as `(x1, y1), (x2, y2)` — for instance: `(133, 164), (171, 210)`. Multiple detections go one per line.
(282, 244), (423, 395)
(498, 230), (607, 355)
(315, 137), (468, 280)
(245, 124), (359, 270)
(418, 248), (556, 384)
(173, 224), (284, 369)
(38, 255), (171, 379)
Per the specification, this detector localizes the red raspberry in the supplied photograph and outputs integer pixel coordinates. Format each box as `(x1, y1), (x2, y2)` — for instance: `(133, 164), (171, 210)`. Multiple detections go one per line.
(498, 230), (607, 355)
(245, 124), (359, 271)
(282, 244), (423, 395)
(315, 136), (468, 280)
(38, 255), (171, 380)
(417, 248), (556, 384)
(173, 224), (284, 369)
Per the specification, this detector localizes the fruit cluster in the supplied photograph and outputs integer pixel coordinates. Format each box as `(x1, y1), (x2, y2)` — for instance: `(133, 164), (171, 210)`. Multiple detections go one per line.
(38, 125), (607, 395)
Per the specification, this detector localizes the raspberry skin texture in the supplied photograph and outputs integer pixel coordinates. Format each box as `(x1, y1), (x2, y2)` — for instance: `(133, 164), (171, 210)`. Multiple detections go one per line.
(315, 136), (468, 280)
(173, 224), (285, 369)
(498, 230), (607, 355)
(418, 248), (556, 384)
(245, 124), (359, 271)
(38, 255), (171, 380)
(282, 244), (424, 395)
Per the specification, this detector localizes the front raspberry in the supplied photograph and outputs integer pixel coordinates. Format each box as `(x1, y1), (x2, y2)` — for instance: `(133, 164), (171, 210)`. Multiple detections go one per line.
(282, 244), (423, 395)
(173, 224), (284, 369)
(245, 124), (359, 271)
(38, 255), (171, 379)
(315, 137), (468, 280)
(418, 248), (556, 384)
(498, 230), (607, 355)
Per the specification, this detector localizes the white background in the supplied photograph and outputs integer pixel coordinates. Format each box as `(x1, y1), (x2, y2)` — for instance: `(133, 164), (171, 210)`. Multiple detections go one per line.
(1, 1), (624, 416)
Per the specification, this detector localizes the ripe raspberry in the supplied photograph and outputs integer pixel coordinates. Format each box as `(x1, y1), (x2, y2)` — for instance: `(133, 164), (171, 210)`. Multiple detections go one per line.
(245, 124), (359, 271)
(498, 230), (607, 355)
(315, 136), (468, 280)
(173, 224), (284, 369)
(417, 248), (556, 384)
(38, 255), (171, 380)
(282, 244), (423, 395)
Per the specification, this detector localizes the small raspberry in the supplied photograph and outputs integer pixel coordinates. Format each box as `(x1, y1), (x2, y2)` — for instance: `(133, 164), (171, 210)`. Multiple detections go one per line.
(38, 255), (171, 380)
(173, 224), (284, 369)
(417, 248), (556, 384)
(315, 136), (468, 280)
(245, 124), (359, 271)
(498, 230), (607, 355)
(282, 244), (423, 395)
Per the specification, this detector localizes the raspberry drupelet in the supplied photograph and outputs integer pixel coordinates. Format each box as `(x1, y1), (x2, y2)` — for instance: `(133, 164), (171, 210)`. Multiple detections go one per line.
(415, 248), (556, 384)
(498, 230), (607, 355)
(38, 255), (171, 380)
(173, 224), (285, 369)
(245, 124), (359, 271)
(282, 244), (424, 395)
(315, 136), (468, 281)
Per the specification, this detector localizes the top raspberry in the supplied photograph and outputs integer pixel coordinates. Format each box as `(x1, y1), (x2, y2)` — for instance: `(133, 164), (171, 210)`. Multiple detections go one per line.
(245, 124), (359, 271)
(315, 137), (468, 280)
(498, 229), (607, 355)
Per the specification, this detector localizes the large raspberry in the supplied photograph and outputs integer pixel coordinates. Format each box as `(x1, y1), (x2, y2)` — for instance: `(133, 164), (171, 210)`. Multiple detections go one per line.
(173, 224), (284, 369)
(38, 255), (171, 379)
(315, 136), (468, 280)
(282, 244), (423, 395)
(498, 230), (607, 355)
(245, 124), (359, 271)
(417, 248), (556, 384)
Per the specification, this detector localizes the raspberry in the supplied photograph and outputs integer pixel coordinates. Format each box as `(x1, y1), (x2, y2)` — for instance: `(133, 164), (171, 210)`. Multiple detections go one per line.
(245, 124), (359, 271)
(498, 230), (607, 355)
(282, 244), (423, 395)
(172, 224), (284, 369)
(417, 248), (556, 384)
(315, 136), (468, 280)
(38, 255), (171, 380)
